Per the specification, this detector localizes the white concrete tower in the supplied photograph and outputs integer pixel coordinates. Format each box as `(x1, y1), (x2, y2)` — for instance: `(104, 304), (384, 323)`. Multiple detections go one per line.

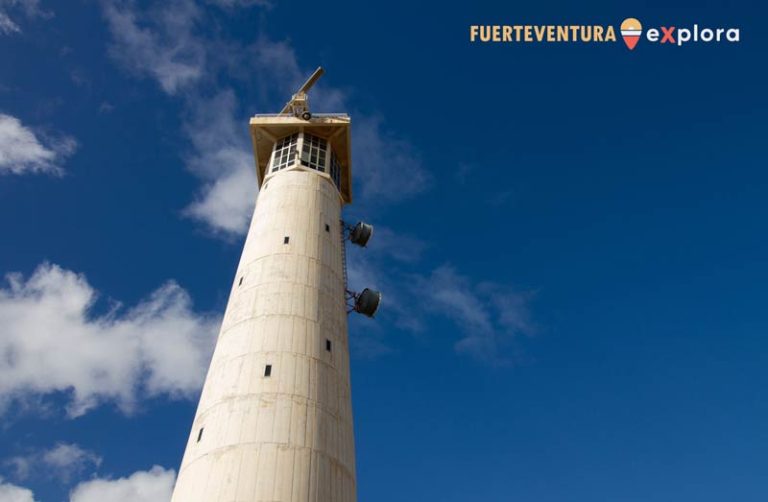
(170, 68), (378, 502)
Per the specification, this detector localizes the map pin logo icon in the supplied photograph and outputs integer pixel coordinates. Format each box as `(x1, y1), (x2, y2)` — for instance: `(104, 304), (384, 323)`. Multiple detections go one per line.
(621, 18), (642, 50)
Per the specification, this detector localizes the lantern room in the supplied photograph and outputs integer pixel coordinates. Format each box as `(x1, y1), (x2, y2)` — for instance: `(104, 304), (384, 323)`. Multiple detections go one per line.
(249, 114), (352, 204)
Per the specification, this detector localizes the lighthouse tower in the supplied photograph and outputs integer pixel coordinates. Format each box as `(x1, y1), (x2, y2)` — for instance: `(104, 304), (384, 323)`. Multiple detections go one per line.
(170, 68), (379, 502)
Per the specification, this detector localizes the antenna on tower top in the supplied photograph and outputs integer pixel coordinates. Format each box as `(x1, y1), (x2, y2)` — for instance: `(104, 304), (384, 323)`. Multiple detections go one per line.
(279, 66), (325, 120)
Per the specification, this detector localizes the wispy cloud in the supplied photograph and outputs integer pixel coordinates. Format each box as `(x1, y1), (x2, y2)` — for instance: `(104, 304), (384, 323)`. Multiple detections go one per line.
(101, 0), (205, 95)
(353, 115), (431, 205)
(347, 229), (534, 364)
(0, 0), (49, 35)
(486, 189), (516, 207)
(69, 466), (175, 502)
(0, 263), (219, 417)
(0, 11), (20, 34)
(0, 113), (77, 175)
(366, 226), (427, 264)
(6, 443), (102, 483)
(417, 266), (534, 364)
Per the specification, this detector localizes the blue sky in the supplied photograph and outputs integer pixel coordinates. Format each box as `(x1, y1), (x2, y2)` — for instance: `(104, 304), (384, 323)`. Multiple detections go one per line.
(1, 0), (767, 501)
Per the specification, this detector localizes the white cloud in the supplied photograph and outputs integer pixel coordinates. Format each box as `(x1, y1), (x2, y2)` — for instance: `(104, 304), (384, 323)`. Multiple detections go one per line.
(184, 159), (256, 235)
(0, 478), (37, 502)
(0, 263), (219, 417)
(101, 0), (205, 95)
(0, 114), (77, 175)
(181, 91), (257, 235)
(69, 466), (175, 502)
(6, 443), (102, 483)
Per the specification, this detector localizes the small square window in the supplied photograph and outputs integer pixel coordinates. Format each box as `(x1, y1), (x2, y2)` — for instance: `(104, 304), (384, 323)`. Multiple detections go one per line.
(283, 236), (289, 244)
(197, 427), (204, 442)
(326, 339), (332, 352)
(264, 364), (272, 377)
(325, 224), (330, 232)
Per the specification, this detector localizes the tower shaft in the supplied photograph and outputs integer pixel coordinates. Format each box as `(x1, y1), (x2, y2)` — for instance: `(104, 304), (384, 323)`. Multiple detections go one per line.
(171, 169), (356, 502)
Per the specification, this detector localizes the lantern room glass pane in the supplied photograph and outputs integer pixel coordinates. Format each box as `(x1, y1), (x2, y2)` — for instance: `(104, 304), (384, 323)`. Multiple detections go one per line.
(300, 133), (327, 172)
(270, 133), (298, 172)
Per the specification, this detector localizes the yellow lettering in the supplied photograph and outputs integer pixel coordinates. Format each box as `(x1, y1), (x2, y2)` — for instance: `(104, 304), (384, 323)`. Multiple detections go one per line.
(503, 25), (512, 42)
(471, 24), (624, 44)
(594, 25), (604, 42)
(580, 25), (591, 42)
(469, 25), (479, 42)
(480, 26), (490, 42)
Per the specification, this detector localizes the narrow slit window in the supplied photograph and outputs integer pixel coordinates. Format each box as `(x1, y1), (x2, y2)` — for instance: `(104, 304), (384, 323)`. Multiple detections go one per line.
(264, 364), (272, 377)
(238, 277), (243, 286)
(326, 339), (332, 352)
(325, 223), (330, 232)
(283, 236), (289, 244)
(197, 427), (204, 442)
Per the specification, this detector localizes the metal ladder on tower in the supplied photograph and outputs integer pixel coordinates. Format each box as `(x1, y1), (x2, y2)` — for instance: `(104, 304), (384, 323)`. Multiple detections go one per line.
(340, 219), (349, 289)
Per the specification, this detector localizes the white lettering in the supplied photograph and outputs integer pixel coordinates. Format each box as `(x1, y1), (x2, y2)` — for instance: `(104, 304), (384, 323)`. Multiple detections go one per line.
(716, 28), (725, 41)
